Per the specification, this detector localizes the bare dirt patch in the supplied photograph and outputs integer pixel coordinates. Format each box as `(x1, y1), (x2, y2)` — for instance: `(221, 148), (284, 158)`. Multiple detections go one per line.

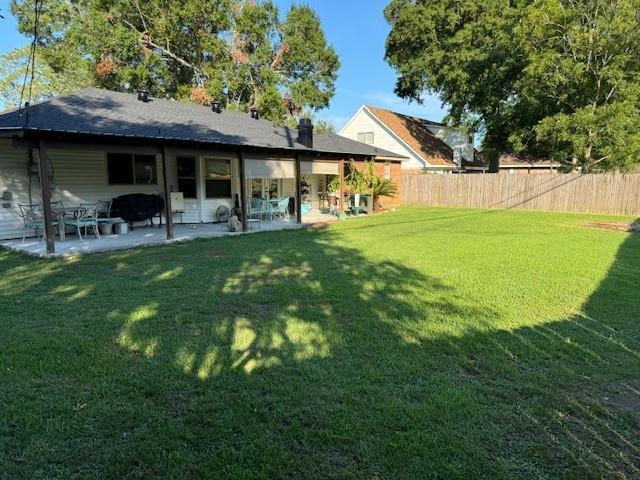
(584, 222), (640, 233)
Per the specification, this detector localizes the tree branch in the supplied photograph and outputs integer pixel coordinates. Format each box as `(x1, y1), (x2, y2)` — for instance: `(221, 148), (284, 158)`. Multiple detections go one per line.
(121, 18), (203, 78)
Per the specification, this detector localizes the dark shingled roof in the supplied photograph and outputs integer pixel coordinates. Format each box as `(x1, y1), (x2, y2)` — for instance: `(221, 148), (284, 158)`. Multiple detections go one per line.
(497, 153), (560, 167)
(0, 88), (405, 159)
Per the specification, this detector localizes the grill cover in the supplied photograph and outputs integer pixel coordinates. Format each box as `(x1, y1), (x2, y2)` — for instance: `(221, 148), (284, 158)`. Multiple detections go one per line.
(112, 194), (164, 222)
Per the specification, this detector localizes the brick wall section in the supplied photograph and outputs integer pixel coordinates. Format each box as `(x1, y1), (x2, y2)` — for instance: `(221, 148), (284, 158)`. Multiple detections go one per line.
(353, 160), (403, 209)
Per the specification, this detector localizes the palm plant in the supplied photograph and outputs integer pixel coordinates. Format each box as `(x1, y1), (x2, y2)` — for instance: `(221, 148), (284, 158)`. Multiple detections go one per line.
(344, 160), (397, 210)
(370, 176), (398, 210)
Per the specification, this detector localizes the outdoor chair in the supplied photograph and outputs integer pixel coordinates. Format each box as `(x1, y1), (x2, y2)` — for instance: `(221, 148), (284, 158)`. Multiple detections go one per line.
(248, 198), (265, 220)
(270, 197), (290, 220)
(65, 204), (101, 240)
(17, 203), (59, 242)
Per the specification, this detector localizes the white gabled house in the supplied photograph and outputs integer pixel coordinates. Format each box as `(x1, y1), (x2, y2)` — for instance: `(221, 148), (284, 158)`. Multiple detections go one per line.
(339, 105), (475, 172)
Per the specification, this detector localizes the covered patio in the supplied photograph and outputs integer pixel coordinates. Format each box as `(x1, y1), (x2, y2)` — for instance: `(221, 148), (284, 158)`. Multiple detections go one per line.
(1, 212), (336, 257)
(0, 88), (405, 256)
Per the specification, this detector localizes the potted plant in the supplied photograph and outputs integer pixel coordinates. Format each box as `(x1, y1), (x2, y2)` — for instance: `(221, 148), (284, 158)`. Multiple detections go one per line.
(353, 161), (397, 211)
(326, 175), (340, 211)
(344, 160), (368, 208)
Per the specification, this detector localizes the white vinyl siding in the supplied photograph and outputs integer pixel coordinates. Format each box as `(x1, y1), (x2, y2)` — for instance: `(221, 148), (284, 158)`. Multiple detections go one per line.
(0, 144), (165, 239)
(426, 125), (474, 166)
(340, 109), (425, 170)
(48, 149), (163, 206)
(0, 141), (38, 240)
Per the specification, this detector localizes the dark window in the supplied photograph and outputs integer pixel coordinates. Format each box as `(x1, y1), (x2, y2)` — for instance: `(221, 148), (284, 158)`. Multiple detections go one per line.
(204, 158), (231, 199)
(205, 179), (232, 198)
(177, 157), (197, 199)
(107, 153), (157, 185)
(107, 153), (135, 184)
(134, 155), (157, 184)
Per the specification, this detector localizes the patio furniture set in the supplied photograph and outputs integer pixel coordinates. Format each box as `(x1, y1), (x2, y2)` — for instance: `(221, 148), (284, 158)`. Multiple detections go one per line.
(246, 197), (291, 230)
(16, 194), (166, 244)
(17, 200), (122, 243)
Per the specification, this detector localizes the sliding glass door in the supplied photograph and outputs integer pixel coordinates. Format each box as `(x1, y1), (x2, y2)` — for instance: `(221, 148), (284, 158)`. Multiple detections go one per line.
(250, 178), (280, 199)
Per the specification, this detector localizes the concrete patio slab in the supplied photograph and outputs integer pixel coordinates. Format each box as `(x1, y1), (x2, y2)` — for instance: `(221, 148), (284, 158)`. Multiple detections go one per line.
(1, 213), (337, 257)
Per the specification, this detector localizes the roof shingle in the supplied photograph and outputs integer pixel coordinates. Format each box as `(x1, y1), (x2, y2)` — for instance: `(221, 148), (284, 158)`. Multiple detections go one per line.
(0, 88), (405, 159)
(365, 105), (455, 167)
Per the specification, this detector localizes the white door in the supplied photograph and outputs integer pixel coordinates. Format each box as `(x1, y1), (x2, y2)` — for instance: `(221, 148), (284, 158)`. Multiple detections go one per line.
(176, 156), (201, 223)
(200, 156), (234, 222)
(250, 178), (281, 199)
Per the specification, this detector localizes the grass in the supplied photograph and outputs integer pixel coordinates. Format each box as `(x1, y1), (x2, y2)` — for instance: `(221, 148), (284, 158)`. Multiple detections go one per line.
(0, 206), (638, 479)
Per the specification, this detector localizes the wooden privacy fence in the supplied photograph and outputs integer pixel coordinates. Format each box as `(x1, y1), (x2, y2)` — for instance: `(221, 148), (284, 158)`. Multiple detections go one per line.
(401, 173), (640, 216)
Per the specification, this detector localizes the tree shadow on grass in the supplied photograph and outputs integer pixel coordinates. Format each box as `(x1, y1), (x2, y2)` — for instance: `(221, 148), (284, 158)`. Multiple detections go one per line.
(0, 222), (639, 479)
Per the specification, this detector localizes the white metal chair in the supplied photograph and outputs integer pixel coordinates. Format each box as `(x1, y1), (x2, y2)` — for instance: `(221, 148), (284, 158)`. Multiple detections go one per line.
(65, 204), (101, 240)
(17, 203), (60, 242)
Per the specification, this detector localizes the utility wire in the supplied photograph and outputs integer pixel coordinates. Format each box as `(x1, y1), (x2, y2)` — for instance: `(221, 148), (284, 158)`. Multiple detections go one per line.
(17, 0), (41, 120)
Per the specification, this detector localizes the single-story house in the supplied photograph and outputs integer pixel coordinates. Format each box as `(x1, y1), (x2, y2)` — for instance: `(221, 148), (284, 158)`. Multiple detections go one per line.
(339, 105), (475, 172)
(460, 150), (490, 173)
(0, 87), (405, 254)
(494, 153), (561, 174)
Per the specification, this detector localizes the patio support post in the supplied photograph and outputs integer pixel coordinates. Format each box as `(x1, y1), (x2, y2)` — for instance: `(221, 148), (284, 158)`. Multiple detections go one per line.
(37, 140), (55, 254)
(239, 150), (248, 232)
(161, 146), (173, 240)
(339, 159), (345, 214)
(295, 153), (302, 224)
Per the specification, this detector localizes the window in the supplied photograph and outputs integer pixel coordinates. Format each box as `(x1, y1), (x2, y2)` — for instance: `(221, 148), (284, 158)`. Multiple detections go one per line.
(107, 153), (157, 185)
(384, 161), (391, 180)
(177, 157), (197, 199)
(204, 158), (231, 198)
(468, 135), (474, 144)
(134, 155), (157, 184)
(250, 178), (280, 199)
(357, 132), (374, 144)
(251, 178), (263, 198)
(268, 178), (279, 199)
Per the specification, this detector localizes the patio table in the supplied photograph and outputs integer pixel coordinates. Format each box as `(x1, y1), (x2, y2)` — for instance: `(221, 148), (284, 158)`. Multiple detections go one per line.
(51, 206), (84, 242)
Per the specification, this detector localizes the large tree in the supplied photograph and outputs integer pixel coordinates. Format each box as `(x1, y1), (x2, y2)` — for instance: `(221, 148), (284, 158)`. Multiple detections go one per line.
(7, 0), (339, 123)
(0, 46), (92, 109)
(385, 0), (640, 172)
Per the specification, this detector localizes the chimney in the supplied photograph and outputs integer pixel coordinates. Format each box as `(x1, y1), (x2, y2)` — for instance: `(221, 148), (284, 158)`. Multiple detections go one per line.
(297, 118), (313, 148)
(211, 100), (222, 113)
(250, 107), (259, 119)
(137, 89), (149, 102)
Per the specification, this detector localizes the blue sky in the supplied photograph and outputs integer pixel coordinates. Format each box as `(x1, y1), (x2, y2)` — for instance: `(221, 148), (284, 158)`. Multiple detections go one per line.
(0, 0), (448, 129)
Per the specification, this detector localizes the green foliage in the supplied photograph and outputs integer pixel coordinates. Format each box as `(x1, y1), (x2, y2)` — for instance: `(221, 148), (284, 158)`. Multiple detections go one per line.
(314, 119), (335, 133)
(326, 174), (340, 193)
(345, 160), (398, 209)
(385, 0), (640, 172)
(344, 160), (369, 193)
(0, 46), (93, 108)
(8, 0), (339, 123)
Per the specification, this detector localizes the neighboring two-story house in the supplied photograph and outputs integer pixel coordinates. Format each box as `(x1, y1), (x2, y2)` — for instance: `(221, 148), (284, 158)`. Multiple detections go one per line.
(339, 105), (475, 172)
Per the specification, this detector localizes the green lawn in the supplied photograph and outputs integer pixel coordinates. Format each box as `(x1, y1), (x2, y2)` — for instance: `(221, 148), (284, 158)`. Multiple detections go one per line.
(1, 207), (638, 479)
